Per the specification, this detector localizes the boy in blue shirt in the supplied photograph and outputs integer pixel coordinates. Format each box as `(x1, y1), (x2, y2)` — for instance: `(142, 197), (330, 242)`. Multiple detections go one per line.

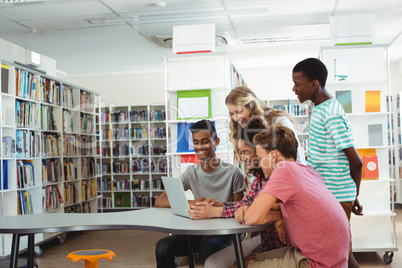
(292, 58), (363, 268)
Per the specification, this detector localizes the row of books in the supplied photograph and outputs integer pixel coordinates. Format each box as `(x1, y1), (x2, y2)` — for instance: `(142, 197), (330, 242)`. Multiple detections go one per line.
(132, 195), (154, 208)
(42, 133), (60, 157)
(17, 190), (34, 215)
(42, 158), (62, 184)
(81, 113), (94, 134)
(80, 90), (95, 112)
(64, 183), (77, 205)
(16, 130), (41, 158)
(16, 100), (41, 129)
(65, 202), (90, 213)
(97, 178), (111, 191)
(81, 179), (97, 202)
(63, 109), (74, 132)
(81, 136), (95, 156)
(81, 158), (96, 179)
(63, 86), (75, 108)
(43, 185), (63, 212)
(15, 69), (43, 101)
(150, 110), (166, 121)
(132, 159), (168, 173)
(131, 144), (167, 156)
(17, 160), (35, 189)
(102, 162), (130, 174)
(41, 105), (57, 131)
(132, 179), (150, 191)
(2, 136), (15, 157)
(113, 179), (130, 191)
(272, 103), (310, 116)
(298, 122), (309, 133)
(64, 158), (78, 181)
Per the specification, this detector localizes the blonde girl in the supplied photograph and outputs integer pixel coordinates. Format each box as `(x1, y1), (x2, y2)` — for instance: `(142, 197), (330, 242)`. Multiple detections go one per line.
(225, 86), (306, 165)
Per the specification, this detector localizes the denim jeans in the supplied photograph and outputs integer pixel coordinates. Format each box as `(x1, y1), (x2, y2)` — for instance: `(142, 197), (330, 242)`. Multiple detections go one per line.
(155, 234), (233, 268)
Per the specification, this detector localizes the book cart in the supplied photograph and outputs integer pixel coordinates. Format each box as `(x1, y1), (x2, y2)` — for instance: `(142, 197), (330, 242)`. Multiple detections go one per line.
(320, 44), (397, 264)
(0, 60), (101, 257)
(97, 104), (167, 210)
(163, 52), (246, 179)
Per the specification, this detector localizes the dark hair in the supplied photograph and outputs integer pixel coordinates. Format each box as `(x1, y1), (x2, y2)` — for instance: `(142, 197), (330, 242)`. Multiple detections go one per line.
(190, 120), (217, 140)
(238, 117), (266, 148)
(292, 58), (328, 88)
(253, 125), (298, 160)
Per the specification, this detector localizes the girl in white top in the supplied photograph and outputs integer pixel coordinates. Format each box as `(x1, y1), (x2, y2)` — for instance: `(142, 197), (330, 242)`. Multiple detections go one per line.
(225, 86), (306, 165)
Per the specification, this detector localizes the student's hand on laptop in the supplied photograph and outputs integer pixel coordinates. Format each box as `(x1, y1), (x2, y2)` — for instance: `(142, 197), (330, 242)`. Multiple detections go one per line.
(186, 202), (223, 219)
(188, 197), (207, 206)
(203, 197), (224, 207)
(234, 206), (249, 224)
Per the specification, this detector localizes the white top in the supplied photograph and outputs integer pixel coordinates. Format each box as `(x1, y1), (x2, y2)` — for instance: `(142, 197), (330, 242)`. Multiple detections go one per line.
(0, 208), (269, 236)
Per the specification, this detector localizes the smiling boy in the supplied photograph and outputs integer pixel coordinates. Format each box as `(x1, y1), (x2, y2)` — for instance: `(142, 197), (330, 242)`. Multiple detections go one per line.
(155, 119), (246, 268)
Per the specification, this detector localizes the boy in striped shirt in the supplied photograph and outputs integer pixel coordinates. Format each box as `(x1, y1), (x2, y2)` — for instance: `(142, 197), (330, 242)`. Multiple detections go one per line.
(292, 58), (363, 268)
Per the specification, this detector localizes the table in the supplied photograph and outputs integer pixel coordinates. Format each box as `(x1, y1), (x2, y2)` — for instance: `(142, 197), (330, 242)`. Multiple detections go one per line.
(0, 208), (269, 268)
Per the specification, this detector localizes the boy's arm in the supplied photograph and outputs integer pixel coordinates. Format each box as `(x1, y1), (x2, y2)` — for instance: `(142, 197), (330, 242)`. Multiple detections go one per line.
(154, 191), (170, 207)
(343, 146), (363, 196)
(237, 192), (281, 226)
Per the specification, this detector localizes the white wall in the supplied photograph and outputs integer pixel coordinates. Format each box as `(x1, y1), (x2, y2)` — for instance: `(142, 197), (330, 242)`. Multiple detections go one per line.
(391, 60), (402, 95)
(0, 38), (57, 77)
(63, 72), (165, 107)
(239, 65), (296, 101)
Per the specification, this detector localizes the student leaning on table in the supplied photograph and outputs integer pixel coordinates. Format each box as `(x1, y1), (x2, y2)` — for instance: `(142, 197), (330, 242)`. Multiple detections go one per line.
(154, 119), (246, 268)
(232, 125), (350, 268)
(187, 117), (285, 268)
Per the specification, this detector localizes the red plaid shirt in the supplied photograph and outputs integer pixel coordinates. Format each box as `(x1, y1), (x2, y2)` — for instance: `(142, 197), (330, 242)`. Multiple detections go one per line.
(221, 173), (285, 255)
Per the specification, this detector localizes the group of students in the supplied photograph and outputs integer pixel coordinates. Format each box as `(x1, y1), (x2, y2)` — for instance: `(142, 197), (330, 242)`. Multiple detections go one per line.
(154, 57), (363, 268)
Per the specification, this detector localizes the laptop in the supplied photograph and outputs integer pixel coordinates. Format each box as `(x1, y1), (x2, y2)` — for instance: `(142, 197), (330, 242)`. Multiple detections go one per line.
(161, 176), (192, 219)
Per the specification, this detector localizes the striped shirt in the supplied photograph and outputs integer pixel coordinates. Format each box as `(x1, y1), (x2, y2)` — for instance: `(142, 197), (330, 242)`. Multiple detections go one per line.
(308, 98), (356, 202)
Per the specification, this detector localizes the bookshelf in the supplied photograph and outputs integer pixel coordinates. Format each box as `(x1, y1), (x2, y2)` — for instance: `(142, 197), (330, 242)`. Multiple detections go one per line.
(265, 99), (311, 154)
(98, 104), (167, 210)
(393, 92), (402, 204)
(0, 60), (101, 257)
(320, 44), (396, 262)
(164, 53), (246, 178)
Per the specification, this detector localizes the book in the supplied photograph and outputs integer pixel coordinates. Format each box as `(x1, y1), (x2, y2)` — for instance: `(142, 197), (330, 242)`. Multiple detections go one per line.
(368, 124), (383, 146)
(335, 90), (352, 113)
(1, 63), (9, 94)
(365, 90), (381, 112)
(363, 155), (379, 179)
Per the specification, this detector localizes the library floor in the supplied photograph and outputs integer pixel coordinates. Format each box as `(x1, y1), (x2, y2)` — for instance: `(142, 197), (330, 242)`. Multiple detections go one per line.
(31, 209), (402, 268)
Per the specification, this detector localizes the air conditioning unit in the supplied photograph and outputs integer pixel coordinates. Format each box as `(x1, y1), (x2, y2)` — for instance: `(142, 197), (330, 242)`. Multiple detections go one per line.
(153, 32), (232, 48)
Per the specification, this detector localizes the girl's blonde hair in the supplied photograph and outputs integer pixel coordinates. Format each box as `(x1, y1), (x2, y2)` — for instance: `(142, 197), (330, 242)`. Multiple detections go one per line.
(225, 86), (294, 162)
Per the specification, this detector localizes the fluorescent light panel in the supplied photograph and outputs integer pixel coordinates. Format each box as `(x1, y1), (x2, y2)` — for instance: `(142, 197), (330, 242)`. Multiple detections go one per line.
(87, 8), (269, 24)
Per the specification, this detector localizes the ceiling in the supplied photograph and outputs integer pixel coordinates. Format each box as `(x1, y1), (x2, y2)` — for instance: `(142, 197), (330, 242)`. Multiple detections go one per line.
(0, 0), (402, 77)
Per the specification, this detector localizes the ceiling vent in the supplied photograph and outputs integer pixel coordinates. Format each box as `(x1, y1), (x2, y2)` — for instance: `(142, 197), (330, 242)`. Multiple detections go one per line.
(153, 32), (232, 48)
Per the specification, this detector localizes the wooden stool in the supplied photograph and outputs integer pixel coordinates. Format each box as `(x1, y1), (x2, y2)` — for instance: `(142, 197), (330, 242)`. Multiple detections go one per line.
(66, 249), (116, 268)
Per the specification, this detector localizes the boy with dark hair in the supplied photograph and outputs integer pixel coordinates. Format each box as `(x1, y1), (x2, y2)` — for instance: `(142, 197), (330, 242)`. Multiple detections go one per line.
(155, 119), (246, 268)
(233, 125), (350, 268)
(292, 57), (363, 268)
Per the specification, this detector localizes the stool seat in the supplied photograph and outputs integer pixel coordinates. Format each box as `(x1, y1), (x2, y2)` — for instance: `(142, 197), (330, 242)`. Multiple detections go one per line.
(66, 249), (116, 268)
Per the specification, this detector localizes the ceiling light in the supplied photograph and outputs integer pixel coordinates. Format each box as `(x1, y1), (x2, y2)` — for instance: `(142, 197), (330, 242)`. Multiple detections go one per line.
(0, 0), (30, 3)
(86, 8), (268, 24)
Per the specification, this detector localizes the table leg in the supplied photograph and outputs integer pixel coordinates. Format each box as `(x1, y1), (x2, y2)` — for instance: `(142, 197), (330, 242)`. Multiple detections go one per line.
(10, 234), (20, 268)
(27, 234), (35, 268)
(186, 235), (195, 268)
(233, 234), (245, 268)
